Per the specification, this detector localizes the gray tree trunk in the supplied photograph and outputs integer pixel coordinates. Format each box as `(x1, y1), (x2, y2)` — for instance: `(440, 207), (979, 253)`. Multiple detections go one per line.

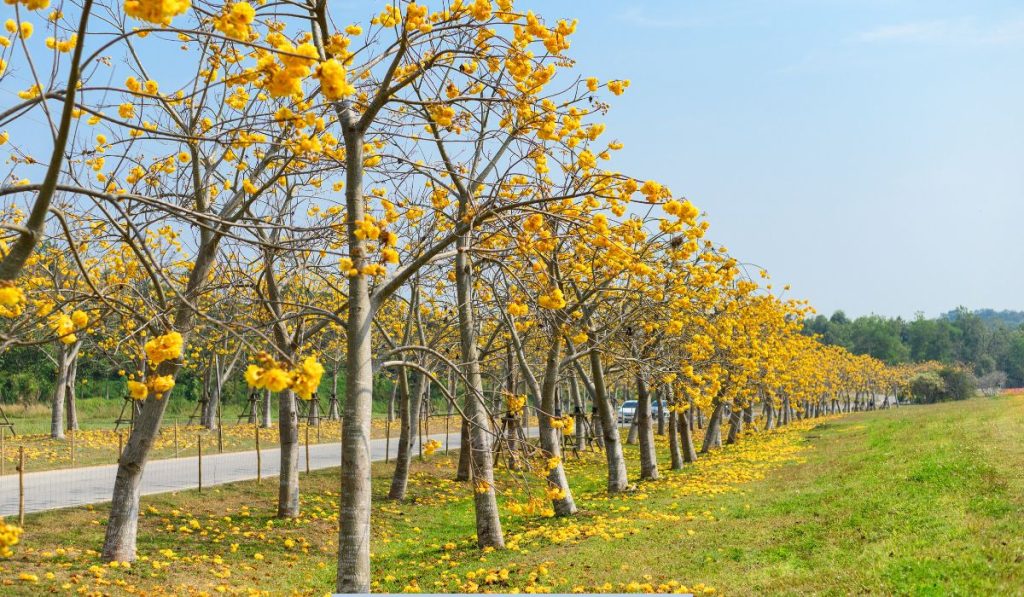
(636, 375), (659, 480)
(454, 227), (504, 548)
(725, 403), (743, 444)
(700, 400), (725, 453)
(50, 343), (70, 440)
(586, 342), (628, 492)
(668, 411), (683, 470)
(678, 405), (698, 463)
(456, 417), (472, 481)
(533, 332), (576, 516)
(65, 347), (79, 431)
(335, 127), (375, 593)
(278, 389), (300, 518)
(388, 368), (422, 500)
(261, 389), (273, 428)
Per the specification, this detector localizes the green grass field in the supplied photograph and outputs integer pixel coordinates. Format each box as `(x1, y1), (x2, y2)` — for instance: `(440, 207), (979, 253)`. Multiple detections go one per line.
(3, 395), (1022, 595)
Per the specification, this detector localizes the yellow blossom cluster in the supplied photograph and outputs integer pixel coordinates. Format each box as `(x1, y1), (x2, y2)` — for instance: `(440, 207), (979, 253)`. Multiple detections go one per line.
(212, 1), (255, 40)
(144, 331), (184, 366)
(123, 0), (191, 26)
(49, 310), (88, 344)
(0, 517), (22, 558)
(0, 283), (25, 318)
(245, 353), (324, 400)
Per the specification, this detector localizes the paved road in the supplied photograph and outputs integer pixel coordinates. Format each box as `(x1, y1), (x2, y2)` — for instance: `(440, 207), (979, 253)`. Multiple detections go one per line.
(0, 430), (468, 516)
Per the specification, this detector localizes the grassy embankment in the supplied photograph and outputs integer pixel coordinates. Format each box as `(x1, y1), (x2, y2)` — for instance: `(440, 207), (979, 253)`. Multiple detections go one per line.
(2, 395), (1022, 595)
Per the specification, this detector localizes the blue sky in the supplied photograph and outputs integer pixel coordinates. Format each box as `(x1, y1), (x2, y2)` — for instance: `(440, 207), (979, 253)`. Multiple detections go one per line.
(530, 0), (1024, 318)
(2, 0), (1019, 319)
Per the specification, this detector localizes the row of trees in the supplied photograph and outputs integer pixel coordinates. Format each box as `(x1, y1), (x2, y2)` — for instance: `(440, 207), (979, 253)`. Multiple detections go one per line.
(0, 0), (913, 590)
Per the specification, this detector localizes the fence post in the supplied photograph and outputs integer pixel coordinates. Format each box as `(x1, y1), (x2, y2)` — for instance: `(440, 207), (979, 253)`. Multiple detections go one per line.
(197, 434), (203, 493)
(255, 425), (261, 484)
(18, 446), (25, 525)
(305, 425), (310, 474)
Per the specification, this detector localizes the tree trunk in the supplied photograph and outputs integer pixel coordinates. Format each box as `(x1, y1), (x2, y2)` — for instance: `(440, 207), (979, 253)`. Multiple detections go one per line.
(636, 374), (659, 480)
(454, 228), (504, 548)
(700, 400), (725, 453)
(535, 332), (576, 516)
(328, 368), (340, 420)
(335, 128), (375, 593)
(50, 344), (70, 440)
(765, 400), (776, 430)
(388, 368), (422, 500)
(678, 405), (698, 463)
(626, 416), (639, 445)
(725, 403), (743, 445)
(585, 343), (628, 492)
(569, 373), (586, 448)
(668, 410), (683, 470)
(656, 390), (665, 436)
(456, 416), (472, 482)
(65, 346), (80, 432)
(277, 389), (300, 518)
(261, 389), (273, 428)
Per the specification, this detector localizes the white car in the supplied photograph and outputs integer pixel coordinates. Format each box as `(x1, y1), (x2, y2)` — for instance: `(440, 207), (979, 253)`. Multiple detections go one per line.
(617, 399), (664, 424)
(618, 400), (637, 423)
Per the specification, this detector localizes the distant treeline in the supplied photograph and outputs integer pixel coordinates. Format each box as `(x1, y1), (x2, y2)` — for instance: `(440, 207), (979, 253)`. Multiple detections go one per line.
(803, 308), (1024, 387)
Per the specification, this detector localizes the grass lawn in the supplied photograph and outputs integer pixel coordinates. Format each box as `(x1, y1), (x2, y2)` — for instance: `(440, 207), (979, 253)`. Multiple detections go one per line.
(2, 395), (1022, 595)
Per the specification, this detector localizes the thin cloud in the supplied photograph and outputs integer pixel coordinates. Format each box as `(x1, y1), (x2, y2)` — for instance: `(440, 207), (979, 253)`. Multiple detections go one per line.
(857, 18), (1024, 45)
(617, 6), (709, 30)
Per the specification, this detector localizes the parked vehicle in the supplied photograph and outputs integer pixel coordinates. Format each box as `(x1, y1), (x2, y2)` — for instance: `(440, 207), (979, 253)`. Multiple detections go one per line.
(617, 400), (664, 424)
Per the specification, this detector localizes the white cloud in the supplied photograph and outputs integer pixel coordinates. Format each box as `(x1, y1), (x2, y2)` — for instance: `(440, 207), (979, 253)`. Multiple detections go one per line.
(858, 18), (1024, 45)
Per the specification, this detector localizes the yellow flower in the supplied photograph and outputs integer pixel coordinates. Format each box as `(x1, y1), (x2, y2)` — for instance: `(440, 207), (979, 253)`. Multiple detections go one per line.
(262, 367), (290, 392)
(0, 284), (25, 318)
(123, 0), (191, 26)
(144, 331), (183, 366)
(423, 439), (441, 456)
(212, 1), (255, 39)
(71, 309), (88, 328)
(538, 288), (566, 310)
(0, 516), (23, 558)
(127, 380), (148, 401)
(290, 355), (324, 399)
(314, 59), (356, 101)
(147, 374), (175, 396)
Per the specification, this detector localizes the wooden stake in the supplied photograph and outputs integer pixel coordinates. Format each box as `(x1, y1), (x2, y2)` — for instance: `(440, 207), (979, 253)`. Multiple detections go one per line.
(173, 418), (179, 457)
(385, 418), (391, 464)
(70, 430), (75, 467)
(255, 426), (261, 484)
(118, 431), (124, 458)
(18, 446), (25, 525)
(197, 434), (203, 493)
(305, 425), (311, 474)
(445, 414), (450, 455)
